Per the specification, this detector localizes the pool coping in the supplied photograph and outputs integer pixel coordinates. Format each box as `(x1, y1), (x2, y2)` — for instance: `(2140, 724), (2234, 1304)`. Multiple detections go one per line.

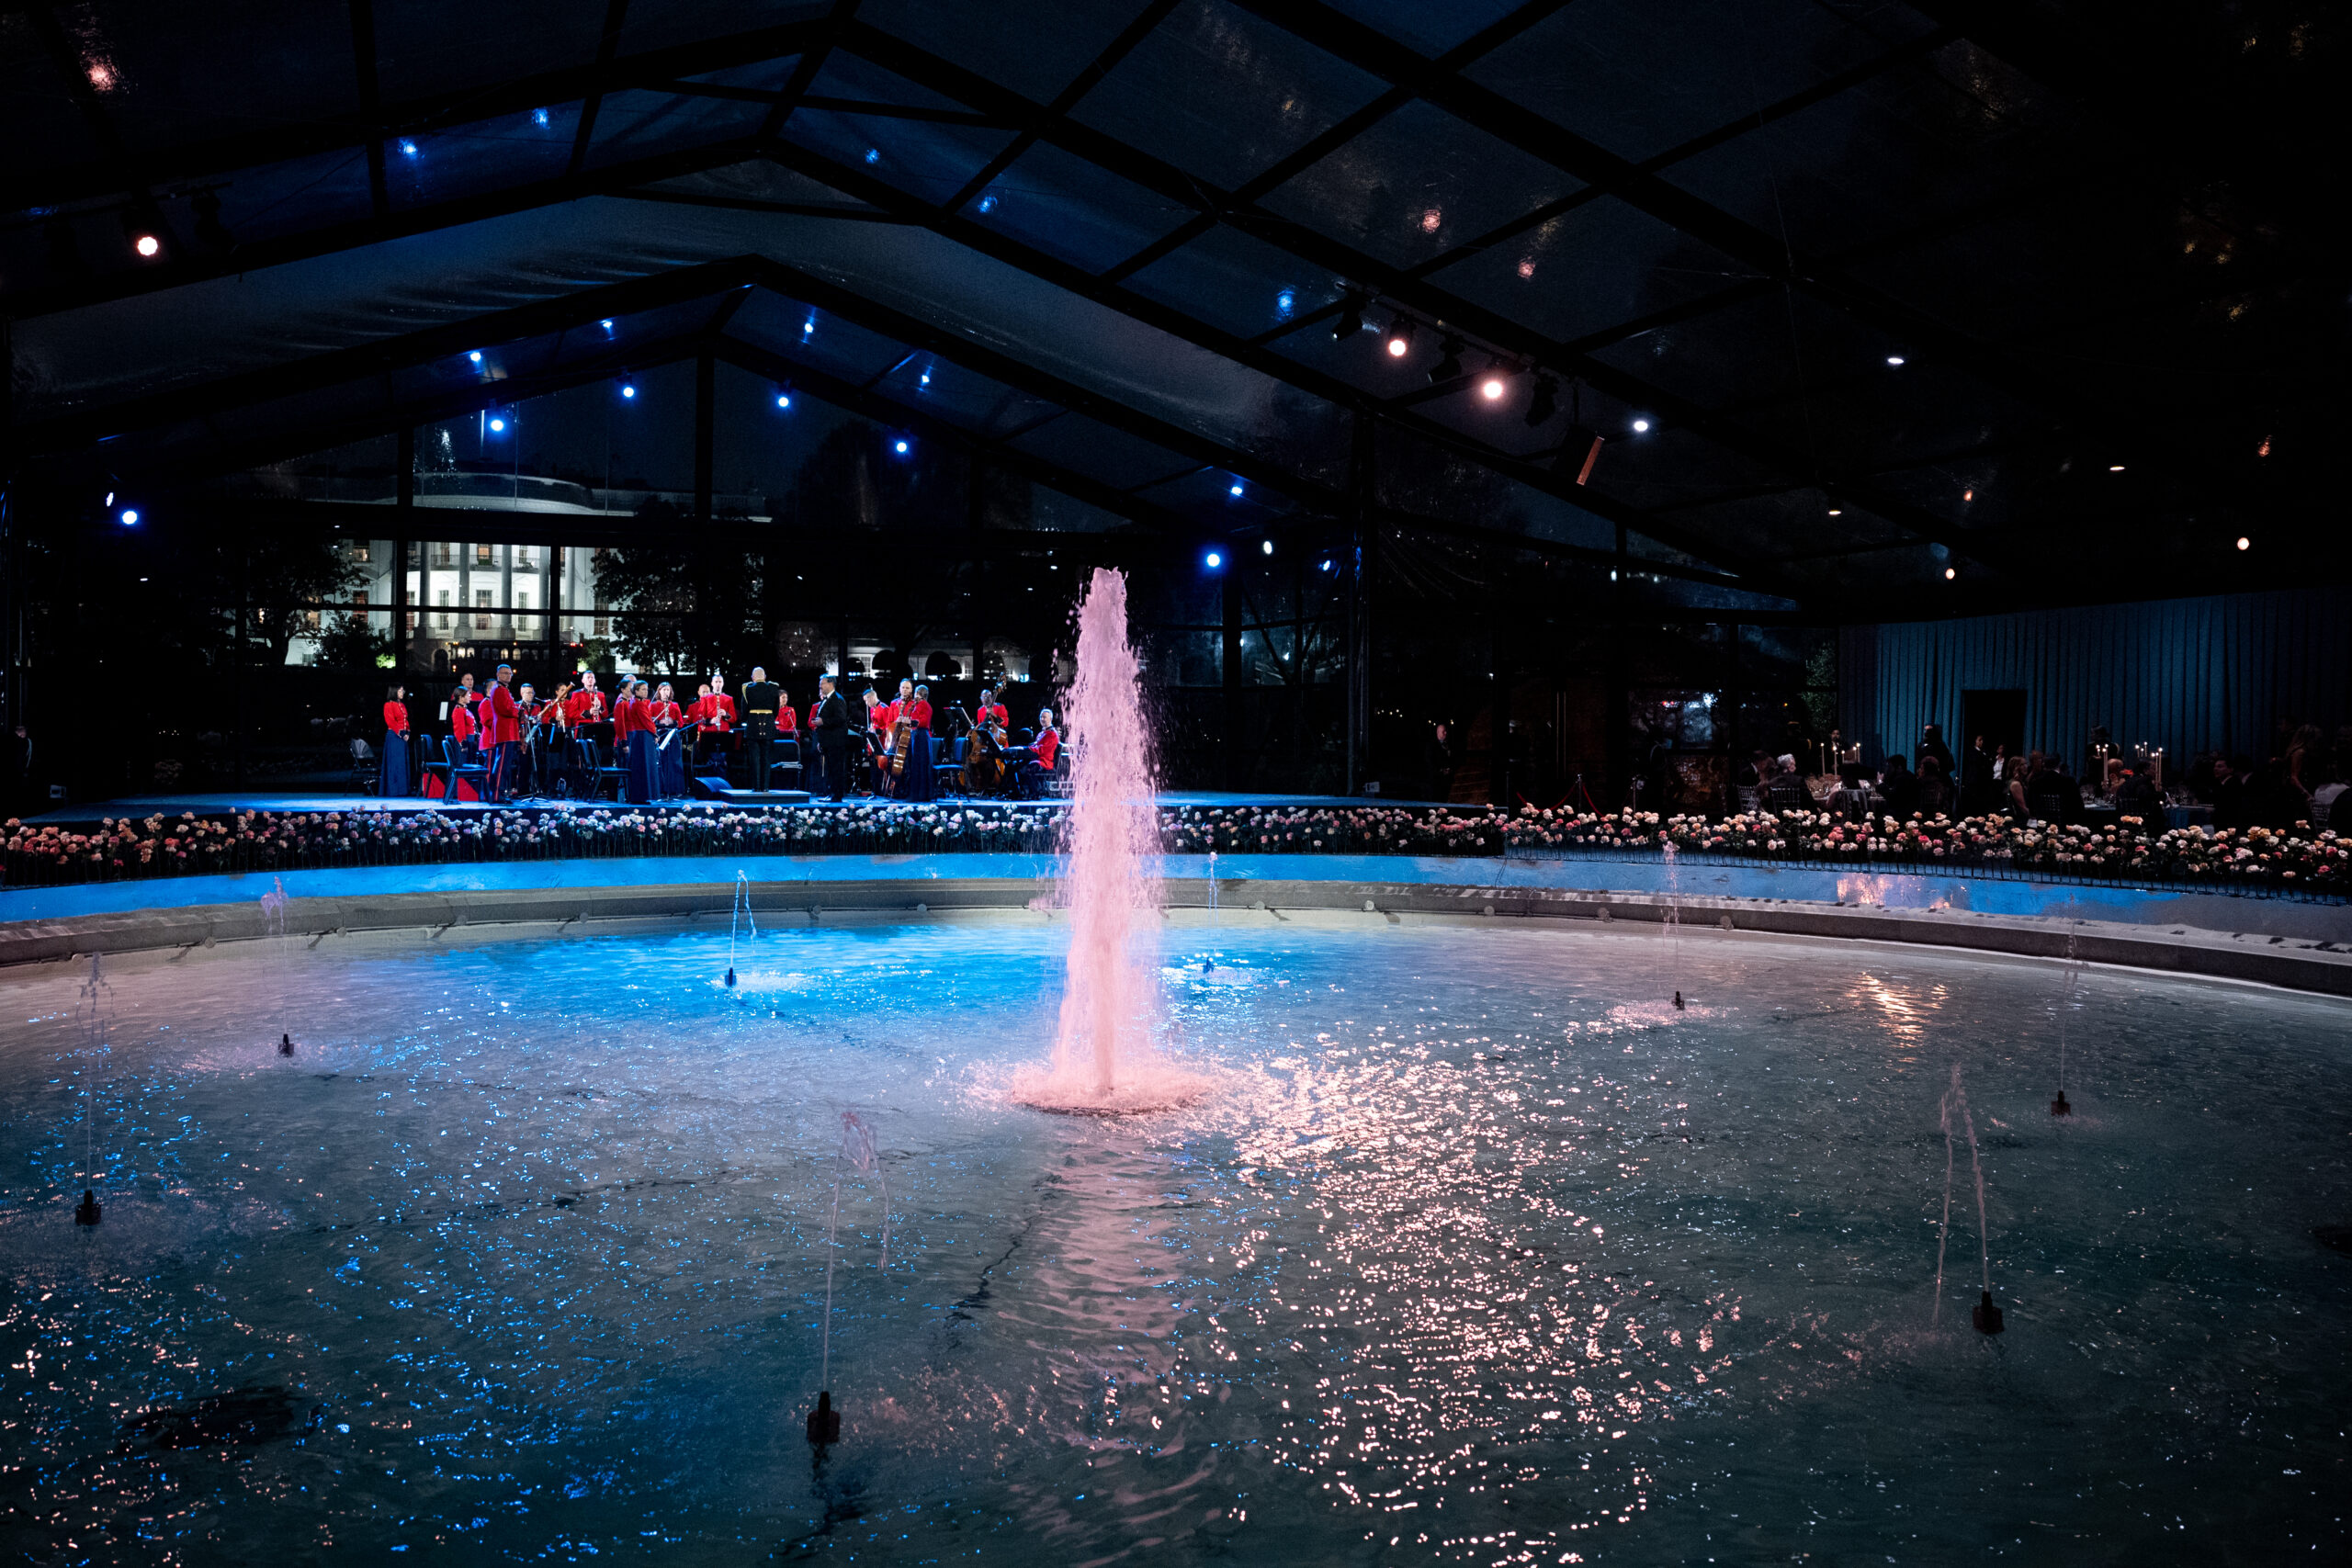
(4, 872), (2347, 999)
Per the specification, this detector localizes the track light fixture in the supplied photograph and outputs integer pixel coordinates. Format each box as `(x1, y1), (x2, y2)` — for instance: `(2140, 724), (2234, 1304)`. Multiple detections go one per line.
(191, 189), (233, 251)
(1334, 294), (1366, 341)
(1524, 375), (1557, 426)
(1429, 335), (1465, 384)
(1385, 316), (1415, 359)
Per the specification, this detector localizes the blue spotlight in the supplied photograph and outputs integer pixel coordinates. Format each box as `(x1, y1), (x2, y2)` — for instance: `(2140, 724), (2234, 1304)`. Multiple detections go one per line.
(1318, 558), (1333, 571)
(599, 318), (615, 333)
(488, 416), (506, 433)
(919, 365), (932, 387)
(893, 438), (910, 456)
(400, 139), (418, 157)
(775, 389), (793, 410)
(977, 193), (998, 214)
(1204, 550), (1223, 570)
(532, 107), (550, 128)
(619, 381), (637, 400)
(1228, 481), (1243, 497)
(1261, 538), (1273, 555)
(468, 351), (482, 364)
(119, 507), (140, 526)
(1275, 288), (1296, 318)
(1631, 417), (1651, 434)
(864, 147), (880, 164)
(802, 315), (817, 336)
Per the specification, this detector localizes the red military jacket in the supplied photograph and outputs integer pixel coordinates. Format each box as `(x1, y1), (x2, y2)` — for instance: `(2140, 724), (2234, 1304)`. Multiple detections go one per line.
(566, 686), (609, 725)
(698, 692), (738, 731)
(450, 695), (477, 744)
(483, 682), (522, 746)
(1035, 727), (1061, 769)
(383, 700), (409, 736)
(648, 700), (684, 732)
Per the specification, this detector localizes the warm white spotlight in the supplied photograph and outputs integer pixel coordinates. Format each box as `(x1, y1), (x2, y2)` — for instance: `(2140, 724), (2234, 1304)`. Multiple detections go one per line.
(1944, 566), (1956, 580)
(132, 232), (160, 258)
(2236, 536), (2251, 551)
(1886, 355), (1905, 367)
(1479, 375), (1507, 400)
(1631, 418), (1651, 433)
(1261, 539), (1273, 555)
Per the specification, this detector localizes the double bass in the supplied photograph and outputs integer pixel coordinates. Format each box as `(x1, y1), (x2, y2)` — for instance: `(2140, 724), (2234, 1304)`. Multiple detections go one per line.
(952, 705), (1011, 795)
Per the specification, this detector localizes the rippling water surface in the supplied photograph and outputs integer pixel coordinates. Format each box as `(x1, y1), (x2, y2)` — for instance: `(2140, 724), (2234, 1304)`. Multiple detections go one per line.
(2, 914), (2347, 1564)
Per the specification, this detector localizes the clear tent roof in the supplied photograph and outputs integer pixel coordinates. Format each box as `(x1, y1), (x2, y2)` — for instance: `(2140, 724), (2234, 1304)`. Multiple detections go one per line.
(6, 0), (2344, 614)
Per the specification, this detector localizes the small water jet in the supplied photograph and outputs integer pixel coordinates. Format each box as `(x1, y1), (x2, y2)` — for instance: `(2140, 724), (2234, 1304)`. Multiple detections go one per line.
(2052, 923), (2079, 1115)
(277, 1033), (294, 1057)
(727, 871), (756, 988)
(74, 1189), (102, 1226)
(1933, 1065), (2002, 1335)
(808, 1111), (888, 1445)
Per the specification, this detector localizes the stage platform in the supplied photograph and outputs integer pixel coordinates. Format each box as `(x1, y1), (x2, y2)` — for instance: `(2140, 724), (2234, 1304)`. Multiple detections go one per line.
(17, 789), (1438, 827)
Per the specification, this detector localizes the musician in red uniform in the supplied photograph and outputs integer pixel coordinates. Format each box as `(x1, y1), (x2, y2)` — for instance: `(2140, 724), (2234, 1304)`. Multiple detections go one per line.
(973, 685), (1010, 732)
(650, 681), (687, 799)
(449, 686), (480, 761)
(1012, 706), (1059, 799)
(620, 679), (658, 804)
(379, 683), (411, 797)
(483, 663), (524, 802)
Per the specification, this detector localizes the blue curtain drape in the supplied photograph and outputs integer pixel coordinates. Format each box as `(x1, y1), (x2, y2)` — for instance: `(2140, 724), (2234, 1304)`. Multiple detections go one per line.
(1839, 588), (2351, 766)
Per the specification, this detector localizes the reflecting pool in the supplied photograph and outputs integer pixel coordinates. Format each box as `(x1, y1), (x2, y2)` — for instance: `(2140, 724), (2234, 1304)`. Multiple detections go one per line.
(3, 915), (2347, 1562)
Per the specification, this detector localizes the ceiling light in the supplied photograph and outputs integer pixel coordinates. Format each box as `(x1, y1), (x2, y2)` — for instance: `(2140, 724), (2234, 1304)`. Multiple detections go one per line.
(1962, 489), (1974, 502)
(1827, 507), (1842, 516)
(2236, 536), (2251, 551)
(1319, 558), (1333, 571)
(977, 194), (999, 213)
(1228, 482), (1244, 497)
(1886, 355), (1905, 367)
(488, 416), (506, 433)
(131, 231), (160, 258)
(2109, 464), (2125, 472)
(894, 439), (910, 454)
(1630, 417), (1651, 434)
(600, 319), (615, 332)
(400, 140), (418, 157)
(469, 351), (482, 364)
(533, 107), (550, 127)
(119, 508), (140, 525)
(619, 382), (637, 399)
(1261, 539), (1273, 555)
(1944, 566), (1956, 580)
(1204, 550), (1223, 570)
(1275, 288), (1296, 318)
(1478, 370), (1509, 401)
(1385, 317), (1414, 358)
(775, 390), (793, 409)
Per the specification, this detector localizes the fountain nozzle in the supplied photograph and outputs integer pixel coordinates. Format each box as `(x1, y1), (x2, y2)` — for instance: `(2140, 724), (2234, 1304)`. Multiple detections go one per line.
(277, 1033), (294, 1056)
(1672, 991), (1685, 1010)
(807, 1390), (841, 1445)
(1972, 1290), (2004, 1335)
(2050, 1090), (2070, 1116)
(74, 1190), (101, 1226)
(724, 967), (738, 988)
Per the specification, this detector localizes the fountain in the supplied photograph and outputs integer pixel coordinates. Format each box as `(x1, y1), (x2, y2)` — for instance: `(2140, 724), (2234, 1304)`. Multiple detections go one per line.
(727, 870), (756, 988)
(2052, 923), (2079, 1115)
(808, 1109), (888, 1445)
(1932, 1065), (2003, 1335)
(1013, 568), (1201, 1112)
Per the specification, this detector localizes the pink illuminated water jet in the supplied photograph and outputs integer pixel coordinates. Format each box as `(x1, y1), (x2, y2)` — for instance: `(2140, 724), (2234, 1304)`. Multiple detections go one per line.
(1014, 568), (1203, 1113)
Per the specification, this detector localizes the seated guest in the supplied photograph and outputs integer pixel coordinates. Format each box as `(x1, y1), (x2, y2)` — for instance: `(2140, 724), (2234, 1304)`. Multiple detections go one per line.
(2026, 758), (2083, 825)
(1762, 756), (1813, 812)
(1917, 724), (1955, 778)
(1880, 753), (1920, 818)
(2007, 751), (2041, 819)
(1915, 753), (1956, 818)
(2113, 765), (2165, 825)
(2211, 755), (2251, 829)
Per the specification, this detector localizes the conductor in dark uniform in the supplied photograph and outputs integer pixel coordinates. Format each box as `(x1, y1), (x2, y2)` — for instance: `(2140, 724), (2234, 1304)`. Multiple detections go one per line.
(741, 666), (782, 792)
(810, 673), (851, 802)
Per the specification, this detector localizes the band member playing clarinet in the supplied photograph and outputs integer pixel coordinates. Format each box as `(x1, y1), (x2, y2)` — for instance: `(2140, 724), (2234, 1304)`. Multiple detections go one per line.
(651, 681), (687, 800)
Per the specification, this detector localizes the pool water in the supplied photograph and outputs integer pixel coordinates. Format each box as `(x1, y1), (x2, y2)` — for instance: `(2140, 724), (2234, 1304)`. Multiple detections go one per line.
(2, 914), (2347, 1563)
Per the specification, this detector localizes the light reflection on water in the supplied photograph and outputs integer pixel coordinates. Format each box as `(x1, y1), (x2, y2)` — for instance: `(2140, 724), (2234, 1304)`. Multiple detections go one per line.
(0, 918), (2347, 1563)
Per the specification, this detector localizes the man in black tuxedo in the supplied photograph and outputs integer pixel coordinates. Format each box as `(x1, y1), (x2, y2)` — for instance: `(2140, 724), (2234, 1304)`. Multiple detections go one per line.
(809, 673), (851, 801)
(741, 666), (782, 792)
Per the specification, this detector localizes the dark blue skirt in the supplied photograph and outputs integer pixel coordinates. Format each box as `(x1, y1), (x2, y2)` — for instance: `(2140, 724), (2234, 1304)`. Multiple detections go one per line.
(625, 731), (656, 804)
(379, 730), (410, 796)
(657, 730), (687, 798)
(894, 725), (936, 802)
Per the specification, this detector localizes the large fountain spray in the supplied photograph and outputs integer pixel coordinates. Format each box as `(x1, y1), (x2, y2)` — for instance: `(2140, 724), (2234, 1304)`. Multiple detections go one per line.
(1015, 568), (1200, 1112)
